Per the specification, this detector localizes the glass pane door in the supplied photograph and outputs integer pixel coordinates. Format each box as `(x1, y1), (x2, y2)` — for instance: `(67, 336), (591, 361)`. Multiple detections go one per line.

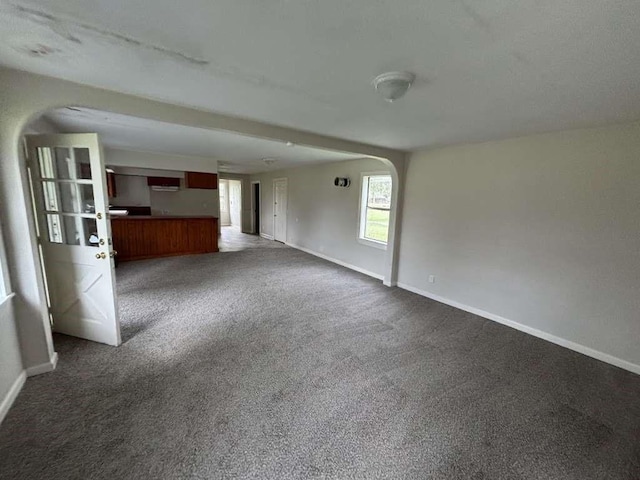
(26, 132), (121, 346)
(35, 147), (99, 247)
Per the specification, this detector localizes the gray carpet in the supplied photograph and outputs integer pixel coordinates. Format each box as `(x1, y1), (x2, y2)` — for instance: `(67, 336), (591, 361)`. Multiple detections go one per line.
(218, 226), (287, 252)
(1, 234), (639, 479)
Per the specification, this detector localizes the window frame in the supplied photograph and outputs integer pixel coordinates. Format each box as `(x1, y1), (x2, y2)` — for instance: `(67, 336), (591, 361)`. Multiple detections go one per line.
(0, 223), (12, 303)
(357, 172), (391, 250)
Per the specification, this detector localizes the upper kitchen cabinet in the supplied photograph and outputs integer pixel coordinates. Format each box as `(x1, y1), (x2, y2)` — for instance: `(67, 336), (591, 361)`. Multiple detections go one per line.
(147, 176), (181, 187)
(185, 172), (218, 190)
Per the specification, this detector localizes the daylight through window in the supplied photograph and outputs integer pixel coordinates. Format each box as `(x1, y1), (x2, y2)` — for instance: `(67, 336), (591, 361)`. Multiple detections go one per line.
(359, 174), (392, 245)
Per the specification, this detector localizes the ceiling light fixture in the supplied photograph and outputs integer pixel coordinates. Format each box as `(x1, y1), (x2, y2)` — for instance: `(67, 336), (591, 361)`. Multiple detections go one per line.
(372, 71), (415, 102)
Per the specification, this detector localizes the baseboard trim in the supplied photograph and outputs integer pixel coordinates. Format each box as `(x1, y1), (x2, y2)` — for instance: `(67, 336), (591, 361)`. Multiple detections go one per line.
(286, 242), (384, 281)
(397, 282), (640, 376)
(260, 233), (274, 240)
(0, 370), (26, 425)
(26, 352), (58, 377)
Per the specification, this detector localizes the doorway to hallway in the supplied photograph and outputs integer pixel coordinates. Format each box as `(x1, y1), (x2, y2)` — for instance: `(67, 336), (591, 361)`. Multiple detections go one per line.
(219, 179), (242, 229)
(252, 181), (260, 235)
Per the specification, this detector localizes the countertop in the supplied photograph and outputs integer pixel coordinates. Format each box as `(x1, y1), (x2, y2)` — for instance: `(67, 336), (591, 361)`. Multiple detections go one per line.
(111, 215), (218, 220)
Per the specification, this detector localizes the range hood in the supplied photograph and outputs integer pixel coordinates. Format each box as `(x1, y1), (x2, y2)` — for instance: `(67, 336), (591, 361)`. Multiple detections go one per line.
(147, 176), (180, 192)
(150, 185), (179, 192)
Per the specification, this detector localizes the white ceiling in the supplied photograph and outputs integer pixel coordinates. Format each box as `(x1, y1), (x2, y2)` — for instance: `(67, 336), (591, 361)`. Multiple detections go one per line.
(44, 108), (363, 174)
(2, 1), (640, 150)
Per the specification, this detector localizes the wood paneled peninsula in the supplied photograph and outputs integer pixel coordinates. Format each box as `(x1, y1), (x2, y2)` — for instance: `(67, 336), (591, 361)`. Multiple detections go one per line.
(111, 215), (218, 262)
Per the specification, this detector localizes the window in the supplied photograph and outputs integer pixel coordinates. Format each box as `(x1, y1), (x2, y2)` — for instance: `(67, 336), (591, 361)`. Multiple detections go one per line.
(0, 226), (9, 300)
(359, 174), (392, 246)
(32, 146), (99, 247)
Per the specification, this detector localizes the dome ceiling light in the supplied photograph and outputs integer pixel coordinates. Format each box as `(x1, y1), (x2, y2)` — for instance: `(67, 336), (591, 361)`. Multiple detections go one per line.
(372, 71), (416, 102)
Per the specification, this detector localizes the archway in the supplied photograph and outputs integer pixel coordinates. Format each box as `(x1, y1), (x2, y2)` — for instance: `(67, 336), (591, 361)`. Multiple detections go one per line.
(0, 68), (406, 373)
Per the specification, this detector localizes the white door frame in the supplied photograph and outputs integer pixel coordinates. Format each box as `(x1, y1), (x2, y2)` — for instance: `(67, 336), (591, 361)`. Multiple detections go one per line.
(273, 177), (288, 243)
(251, 180), (261, 234)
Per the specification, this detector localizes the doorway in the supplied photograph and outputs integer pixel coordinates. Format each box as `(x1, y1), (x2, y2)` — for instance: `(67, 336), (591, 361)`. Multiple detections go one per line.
(229, 180), (242, 229)
(251, 181), (260, 235)
(273, 178), (287, 243)
(219, 180), (230, 226)
(219, 179), (242, 229)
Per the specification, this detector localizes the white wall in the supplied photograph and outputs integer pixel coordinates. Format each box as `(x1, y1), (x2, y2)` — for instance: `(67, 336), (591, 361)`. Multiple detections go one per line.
(0, 296), (24, 423)
(105, 148), (218, 173)
(111, 175), (151, 207)
(398, 121), (640, 371)
(252, 158), (391, 279)
(0, 112), (52, 412)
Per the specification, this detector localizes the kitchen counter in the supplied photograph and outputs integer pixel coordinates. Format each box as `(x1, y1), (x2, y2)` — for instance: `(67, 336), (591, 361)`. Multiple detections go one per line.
(111, 215), (218, 261)
(112, 215), (218, 220)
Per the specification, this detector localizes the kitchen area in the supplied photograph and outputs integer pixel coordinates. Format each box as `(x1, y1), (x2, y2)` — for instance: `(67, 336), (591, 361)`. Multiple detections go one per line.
(108, 167), (219, 261)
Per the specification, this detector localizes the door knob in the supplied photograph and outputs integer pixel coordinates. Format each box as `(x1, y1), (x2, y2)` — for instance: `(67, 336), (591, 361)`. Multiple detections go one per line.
(109, 250), (118, 258)
(95, 252), (106, 259)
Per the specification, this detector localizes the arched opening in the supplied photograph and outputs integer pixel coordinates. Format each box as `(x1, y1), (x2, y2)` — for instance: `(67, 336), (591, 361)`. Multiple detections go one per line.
(4, 100), (404, 368)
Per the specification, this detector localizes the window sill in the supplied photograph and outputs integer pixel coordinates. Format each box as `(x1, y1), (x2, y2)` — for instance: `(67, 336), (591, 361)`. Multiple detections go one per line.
(357, 238), (387, 251)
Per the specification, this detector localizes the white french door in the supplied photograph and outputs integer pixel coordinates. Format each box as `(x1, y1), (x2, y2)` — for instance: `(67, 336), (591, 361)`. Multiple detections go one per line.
(273, 178), (287, 243)
(26, 133), (121, 346)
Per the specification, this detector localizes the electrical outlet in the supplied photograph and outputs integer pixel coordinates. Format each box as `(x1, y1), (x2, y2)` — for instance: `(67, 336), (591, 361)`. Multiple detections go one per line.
(428, 275), (436, 284)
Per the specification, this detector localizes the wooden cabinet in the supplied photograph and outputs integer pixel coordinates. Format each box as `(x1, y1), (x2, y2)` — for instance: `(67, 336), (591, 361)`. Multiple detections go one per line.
(147, 176), (181, 187)
(111, 216), (218, 261)
(185, 172), (218, 189)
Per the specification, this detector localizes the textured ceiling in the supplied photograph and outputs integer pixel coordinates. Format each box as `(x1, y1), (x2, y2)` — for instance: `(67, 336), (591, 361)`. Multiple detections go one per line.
(2, 1), (640, 150)
(45, 108), (362, 174)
